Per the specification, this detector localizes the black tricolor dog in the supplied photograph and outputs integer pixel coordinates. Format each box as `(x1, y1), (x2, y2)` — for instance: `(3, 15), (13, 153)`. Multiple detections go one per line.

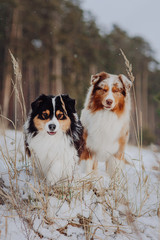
(24, 94), (83, 185)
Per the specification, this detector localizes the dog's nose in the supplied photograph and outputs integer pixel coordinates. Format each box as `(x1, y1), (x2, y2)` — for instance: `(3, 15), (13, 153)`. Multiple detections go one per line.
(48, 124), (56, 131)
(106, 99), (113, 105)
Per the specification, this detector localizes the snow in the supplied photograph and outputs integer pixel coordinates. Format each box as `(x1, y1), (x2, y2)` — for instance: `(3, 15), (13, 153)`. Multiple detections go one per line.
(0, 129), (160, 240)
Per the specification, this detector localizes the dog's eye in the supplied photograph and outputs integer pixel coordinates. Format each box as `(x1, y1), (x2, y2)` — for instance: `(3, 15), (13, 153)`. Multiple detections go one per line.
(96, 87), (102, 91)
(96, 87), (108, 92)
(113, 89), (119, 93)
(101, 88), (108, 92)
(112, 88), (120, 93)
(102, 88), (108, 92)
(57, 113), (64, 120)
(42, 113), (49, 119)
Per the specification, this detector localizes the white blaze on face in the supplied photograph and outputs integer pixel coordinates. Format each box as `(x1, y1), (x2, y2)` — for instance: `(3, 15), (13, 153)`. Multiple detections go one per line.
(99, 75), (124, 110)
(45, 97), (60, 133)
(105, 81), (115, 108)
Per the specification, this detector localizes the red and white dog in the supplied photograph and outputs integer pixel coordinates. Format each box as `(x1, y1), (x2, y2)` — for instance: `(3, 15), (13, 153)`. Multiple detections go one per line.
(80, 71), (132, 176)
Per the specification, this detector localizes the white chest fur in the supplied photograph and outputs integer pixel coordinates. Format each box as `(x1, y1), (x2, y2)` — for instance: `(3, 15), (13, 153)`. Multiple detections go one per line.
(81, 108), (129, 162)
(28, 130), (78, 185)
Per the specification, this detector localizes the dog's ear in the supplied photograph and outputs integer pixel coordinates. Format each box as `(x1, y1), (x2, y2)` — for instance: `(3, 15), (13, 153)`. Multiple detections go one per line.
(91, 74), (100, 85)
(119, 74), (132, 92)
(31, 94), (47, 111)
(91, 72), (109, 85)
(61, 94), (76, 113)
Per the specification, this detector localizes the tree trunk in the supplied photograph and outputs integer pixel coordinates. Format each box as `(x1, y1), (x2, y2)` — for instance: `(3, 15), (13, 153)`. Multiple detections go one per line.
(2, 4), (21, 127)
(129, 73), (142, 144)
(28, 62), (35, 103)
(135, 73), (142, 113)
(148, 101), (155, 135)
(55, 45), (63, 95)
(40, 54), (49, 95)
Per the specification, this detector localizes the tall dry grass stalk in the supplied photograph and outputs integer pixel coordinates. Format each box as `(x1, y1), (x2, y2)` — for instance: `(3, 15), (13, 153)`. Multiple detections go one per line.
(9, 50), (26, 125)
(120, 49), (151, 218)
(120, 49), (141, 148)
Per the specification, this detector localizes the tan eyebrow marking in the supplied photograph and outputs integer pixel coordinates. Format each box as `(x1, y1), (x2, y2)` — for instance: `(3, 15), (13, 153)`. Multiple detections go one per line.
(42, 110), (50, 119)
(103, 85), (109, 91)
(42, 110), (50, 115)
(112, 86), (120, 92)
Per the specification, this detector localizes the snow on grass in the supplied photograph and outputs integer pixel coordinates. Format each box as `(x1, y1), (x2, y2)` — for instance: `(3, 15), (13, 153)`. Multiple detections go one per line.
(0, 129), (160, 240)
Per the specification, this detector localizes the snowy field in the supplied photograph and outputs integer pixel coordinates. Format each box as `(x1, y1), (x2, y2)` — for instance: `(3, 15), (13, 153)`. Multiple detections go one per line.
(0, 129), (160, 240)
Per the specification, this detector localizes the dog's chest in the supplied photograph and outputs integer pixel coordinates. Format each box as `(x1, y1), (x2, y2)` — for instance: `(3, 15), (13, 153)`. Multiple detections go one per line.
(29, 131), (78, 174)
(81, 109), (127, 157)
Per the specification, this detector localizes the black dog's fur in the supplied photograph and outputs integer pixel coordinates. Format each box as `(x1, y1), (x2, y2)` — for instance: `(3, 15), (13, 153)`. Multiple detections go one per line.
(24, 94), (83, 157)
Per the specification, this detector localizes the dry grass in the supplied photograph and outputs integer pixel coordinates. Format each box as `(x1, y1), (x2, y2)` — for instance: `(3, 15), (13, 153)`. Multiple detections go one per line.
(0, 51), (159, 239)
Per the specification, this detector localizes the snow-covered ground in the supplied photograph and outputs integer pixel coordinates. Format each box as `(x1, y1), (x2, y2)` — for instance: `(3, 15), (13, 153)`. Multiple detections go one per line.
(0, 130), (160, 240)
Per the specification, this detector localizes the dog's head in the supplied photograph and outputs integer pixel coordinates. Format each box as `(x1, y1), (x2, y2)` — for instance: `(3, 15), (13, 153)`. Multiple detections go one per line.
(30, 94), (76, 135)
(88, 71), (132, 114)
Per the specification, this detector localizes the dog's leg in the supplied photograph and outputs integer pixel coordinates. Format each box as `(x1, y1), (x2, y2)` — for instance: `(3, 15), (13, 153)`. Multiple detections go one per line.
(79, 154), (99, 175)
(93, 158), (98, 170)
(106, 131), (129, 180)
(105, 156), (125, 182)
(79, 130), (95, 175)
(79, 128), (98, 175)
(79, 158), (94, 174)
(86, 158), (94, 173)
(106, 153), (125, 180)
(115, 129), (131, 165)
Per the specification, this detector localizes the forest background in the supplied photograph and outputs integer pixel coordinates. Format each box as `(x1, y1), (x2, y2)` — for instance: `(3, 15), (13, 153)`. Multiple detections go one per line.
(0, 0), (160, 145)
